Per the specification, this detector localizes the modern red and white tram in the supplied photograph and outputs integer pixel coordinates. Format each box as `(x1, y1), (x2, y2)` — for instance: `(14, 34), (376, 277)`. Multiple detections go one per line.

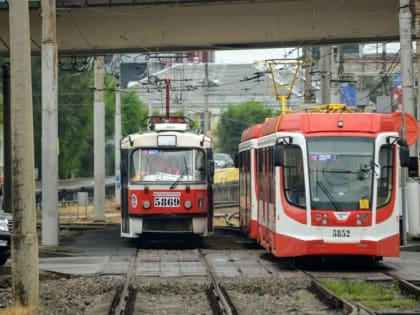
(238, 106), (419, 259)
(120, 115), (214, 238)
(238, 123), (262, 240)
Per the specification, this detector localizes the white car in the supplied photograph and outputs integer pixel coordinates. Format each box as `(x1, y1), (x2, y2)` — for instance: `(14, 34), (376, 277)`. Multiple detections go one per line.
(214, 153), (234, 169)
(0, 210), (12, 266)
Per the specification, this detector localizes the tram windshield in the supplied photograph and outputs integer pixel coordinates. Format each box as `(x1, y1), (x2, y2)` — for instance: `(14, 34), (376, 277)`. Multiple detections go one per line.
(307, 137), (375, 210)
(130, 148), (206, 183)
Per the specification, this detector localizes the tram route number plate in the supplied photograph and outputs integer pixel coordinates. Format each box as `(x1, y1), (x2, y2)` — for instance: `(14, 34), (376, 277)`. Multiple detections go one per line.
(154, 197), (180, 207)
(332, 229), (351, 238)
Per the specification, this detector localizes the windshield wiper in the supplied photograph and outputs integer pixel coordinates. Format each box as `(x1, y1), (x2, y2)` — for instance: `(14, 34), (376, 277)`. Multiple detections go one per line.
(321, 168), (353, 174)
(170, 158), (189, 189)
(317, 181), (342, 211)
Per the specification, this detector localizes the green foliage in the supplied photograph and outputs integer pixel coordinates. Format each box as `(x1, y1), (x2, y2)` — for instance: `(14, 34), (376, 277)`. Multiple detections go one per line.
(215, 101), (273, 157)
(320, 278), (418, 310)
(31, 57), (148, 179)
(104, 78), (148, 175)
(32, 56), (95, 179)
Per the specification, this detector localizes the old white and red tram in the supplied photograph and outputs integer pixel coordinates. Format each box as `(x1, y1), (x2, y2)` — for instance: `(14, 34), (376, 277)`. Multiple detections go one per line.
(120, 116), (214, 238)
(238, 107), (418, 259)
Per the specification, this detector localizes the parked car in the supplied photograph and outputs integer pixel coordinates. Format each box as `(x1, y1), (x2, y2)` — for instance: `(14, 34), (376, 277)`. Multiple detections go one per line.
(0, 210), (12, 266)
(214, 153), (234, 169)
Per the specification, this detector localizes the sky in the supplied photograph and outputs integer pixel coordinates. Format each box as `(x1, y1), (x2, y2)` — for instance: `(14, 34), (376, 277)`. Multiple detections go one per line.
(214, 43), (401, 64)
(214, 48), (300, 64)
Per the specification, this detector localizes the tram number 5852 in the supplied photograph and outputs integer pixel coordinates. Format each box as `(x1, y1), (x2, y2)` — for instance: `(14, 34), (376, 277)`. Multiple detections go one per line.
(332, 229), (351, 238)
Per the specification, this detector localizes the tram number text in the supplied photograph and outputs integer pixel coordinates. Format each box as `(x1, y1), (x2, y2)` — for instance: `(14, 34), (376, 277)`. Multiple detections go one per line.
(332, 229), (351, 238)
(154, 197), (180, 207)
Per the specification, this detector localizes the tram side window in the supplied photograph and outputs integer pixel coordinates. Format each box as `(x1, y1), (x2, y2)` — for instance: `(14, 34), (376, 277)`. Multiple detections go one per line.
(257, 149), (264, 203)
(282, 145), (306, 208)
(239, 152), (245, 199)
(377, 145), (394, 208)
(269, 147), (275, 204)
(130, 150), (141, 181)
(194, 149), (206, 181)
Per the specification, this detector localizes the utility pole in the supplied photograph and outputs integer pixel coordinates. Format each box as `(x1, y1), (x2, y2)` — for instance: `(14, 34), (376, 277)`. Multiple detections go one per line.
(94, 56), (106, 221)
(415, 0), (420, 156)
(399, 0), (414, 246)
(41, 0), (59, 246)
(204, 63), (209, 132)
(320, 45), (331, 104)
(114, 54), (121, 208)
(9, 0), (39, 305)
(330, 46), (341, 104)
(303, 46), (313, 105)
(147, 56), (154, 115)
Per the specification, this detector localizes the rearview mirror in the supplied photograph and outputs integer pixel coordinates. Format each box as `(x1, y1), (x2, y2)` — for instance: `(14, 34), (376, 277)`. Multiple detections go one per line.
(399, 146), (410, 167)
(408, 156), (419, 178)
(274, 144), (285, 166)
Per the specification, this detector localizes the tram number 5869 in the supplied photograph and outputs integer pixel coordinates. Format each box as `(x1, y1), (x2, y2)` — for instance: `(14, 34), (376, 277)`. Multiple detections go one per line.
(154, 197), (180, 207)
(332, 229), (351, 238)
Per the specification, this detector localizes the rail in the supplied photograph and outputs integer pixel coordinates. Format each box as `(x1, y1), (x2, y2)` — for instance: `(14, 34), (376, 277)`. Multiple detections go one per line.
(198, 248), (238, 315)
(111, 250), (139, 314)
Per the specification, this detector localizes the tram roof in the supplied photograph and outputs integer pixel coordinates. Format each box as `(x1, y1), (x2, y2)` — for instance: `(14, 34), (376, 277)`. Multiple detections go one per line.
(240, 124), (262, 141)
(259, 112), (397, 137)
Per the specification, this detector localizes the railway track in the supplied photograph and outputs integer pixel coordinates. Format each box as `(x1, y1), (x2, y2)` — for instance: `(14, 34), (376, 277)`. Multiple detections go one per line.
(111, 251), (139, 315)
(198, 248), (238, 315)
(108, 248), (238, 315)
(301, 267), (420, 315)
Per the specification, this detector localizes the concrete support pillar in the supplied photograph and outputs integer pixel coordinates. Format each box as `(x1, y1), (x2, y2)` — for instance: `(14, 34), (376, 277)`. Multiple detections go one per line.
(330, 46), (341, 104)
(414, 0), (420, 155)
(399, 0), (414, 245)
(400, 0), (416, 126)
(94, 56), (106, 221)
(41, 0), (59, 246)
(303, 46), (314, 104)
(320, 46), (331, 104)
(9, 0), (39, 305)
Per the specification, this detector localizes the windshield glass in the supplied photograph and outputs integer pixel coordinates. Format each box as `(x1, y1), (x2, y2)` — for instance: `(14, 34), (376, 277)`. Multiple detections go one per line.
(130, 148), (206, 183)
(307, 137), (374, 210)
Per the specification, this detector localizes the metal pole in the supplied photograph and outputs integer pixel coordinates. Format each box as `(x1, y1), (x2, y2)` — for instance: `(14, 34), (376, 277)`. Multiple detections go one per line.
(1, 63), (11, 213)
(165, 78), (170, 119)
(41, 0), (59, 246)
(94, 56), (106, 221)
(9, 0), (39, 305)
(114, 54), (121, 208)
(399, 0), (414, 245)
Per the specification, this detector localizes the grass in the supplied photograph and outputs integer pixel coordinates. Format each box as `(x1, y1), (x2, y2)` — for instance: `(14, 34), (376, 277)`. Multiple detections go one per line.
(320, 278), (419, 310)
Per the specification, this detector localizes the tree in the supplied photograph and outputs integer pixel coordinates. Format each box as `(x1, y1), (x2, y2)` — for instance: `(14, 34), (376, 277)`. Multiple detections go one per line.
(104, 78), (148, 175)
(32, 56), (149, 179)
(215, 101), (273, 157)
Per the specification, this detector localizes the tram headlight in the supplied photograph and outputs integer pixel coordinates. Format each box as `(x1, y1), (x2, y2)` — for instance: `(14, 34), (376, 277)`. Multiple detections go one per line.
(142, 200), (151, 209)
(322, 214), (328, 225)
(184, 200), (192, 209)
(356, 214), (368, 225)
